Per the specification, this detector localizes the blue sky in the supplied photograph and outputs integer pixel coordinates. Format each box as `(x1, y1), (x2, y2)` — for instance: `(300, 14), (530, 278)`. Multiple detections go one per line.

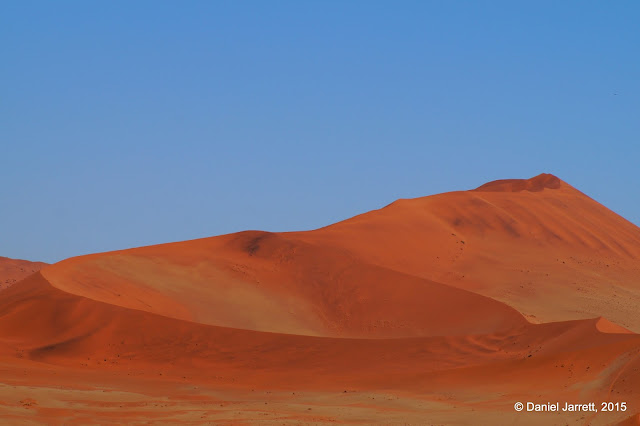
(2, 1), (639, 263)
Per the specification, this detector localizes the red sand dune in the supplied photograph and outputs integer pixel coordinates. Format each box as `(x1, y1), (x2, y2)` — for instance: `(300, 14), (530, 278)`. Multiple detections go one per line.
(0, 256), (47, 291)
(295, 173), (640, 329)
(1, 173), (639, 424)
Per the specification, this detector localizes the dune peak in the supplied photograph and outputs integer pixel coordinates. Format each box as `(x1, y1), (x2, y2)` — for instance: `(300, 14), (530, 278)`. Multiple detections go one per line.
(473, 173), (563, 193)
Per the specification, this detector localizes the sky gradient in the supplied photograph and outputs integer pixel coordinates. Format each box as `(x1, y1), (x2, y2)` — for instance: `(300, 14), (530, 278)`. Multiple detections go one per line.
(2, 1), (639, 263)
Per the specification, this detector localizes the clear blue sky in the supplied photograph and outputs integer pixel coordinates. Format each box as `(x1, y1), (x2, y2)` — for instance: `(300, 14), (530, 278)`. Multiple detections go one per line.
(2, 1), (639, 263)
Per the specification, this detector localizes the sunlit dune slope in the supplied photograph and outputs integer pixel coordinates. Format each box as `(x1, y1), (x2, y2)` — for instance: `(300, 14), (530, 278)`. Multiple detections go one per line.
(41, 231), (526, 338)
(293, 173), (640, 330)
(0, 256), (47, 291)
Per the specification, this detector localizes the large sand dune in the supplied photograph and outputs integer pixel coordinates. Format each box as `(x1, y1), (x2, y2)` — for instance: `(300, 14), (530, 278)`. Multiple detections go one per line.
(1, 174), (639, 424)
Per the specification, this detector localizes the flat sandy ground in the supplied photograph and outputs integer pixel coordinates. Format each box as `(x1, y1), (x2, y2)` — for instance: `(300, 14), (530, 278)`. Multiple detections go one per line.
(1, 358), (636, 425)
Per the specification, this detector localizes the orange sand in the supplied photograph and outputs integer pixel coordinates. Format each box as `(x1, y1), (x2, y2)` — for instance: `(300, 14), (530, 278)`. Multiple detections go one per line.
(0, 256), (46, 291)
(1, 174), (639, 424)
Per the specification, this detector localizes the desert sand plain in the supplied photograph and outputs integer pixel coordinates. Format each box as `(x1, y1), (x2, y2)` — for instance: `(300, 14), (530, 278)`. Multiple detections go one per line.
(1, 173), (639, 425)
